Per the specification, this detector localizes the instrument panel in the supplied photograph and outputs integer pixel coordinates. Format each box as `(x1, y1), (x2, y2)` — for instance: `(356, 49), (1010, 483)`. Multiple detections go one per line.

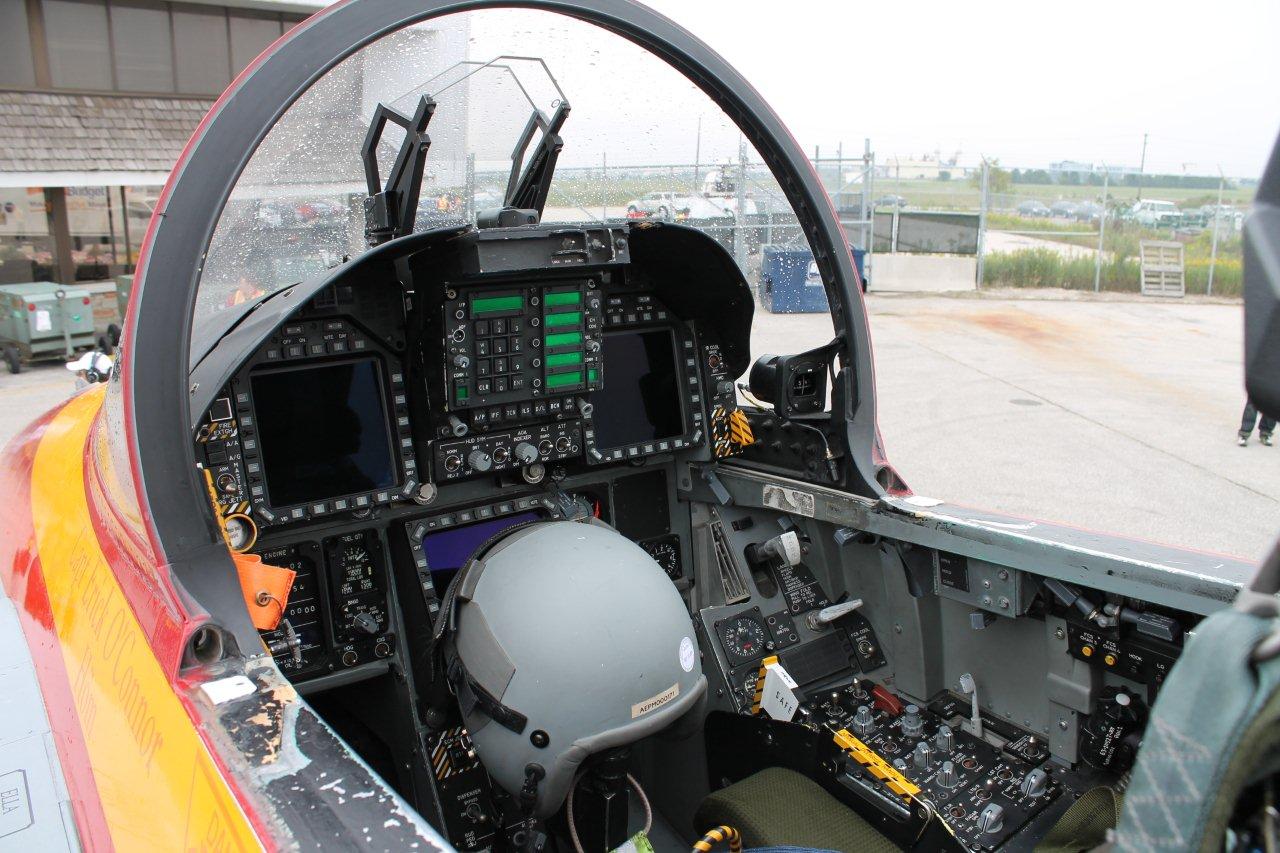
(198, 316), (420, 527)
(194, 223), (752, 684)
(187, 223), (1176, 852)
(441, 280), (604, 416)
(254, 531), (396, 678)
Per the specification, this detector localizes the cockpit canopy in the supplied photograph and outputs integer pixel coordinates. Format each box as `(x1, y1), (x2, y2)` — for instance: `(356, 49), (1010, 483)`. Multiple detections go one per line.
(192, 9), (821, 363)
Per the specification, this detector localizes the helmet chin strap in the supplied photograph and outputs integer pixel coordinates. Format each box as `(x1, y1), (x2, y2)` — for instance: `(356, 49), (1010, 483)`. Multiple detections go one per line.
(446, 651), (529, 734)
(519, 763), (545, 817)
(429, 517), (548, 715)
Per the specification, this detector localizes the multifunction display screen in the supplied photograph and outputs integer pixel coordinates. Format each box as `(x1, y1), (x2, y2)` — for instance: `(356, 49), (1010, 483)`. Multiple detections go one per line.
(422, 512), (541, 591)
(252, 359), (397, 507)
(591, 329), (684, 450)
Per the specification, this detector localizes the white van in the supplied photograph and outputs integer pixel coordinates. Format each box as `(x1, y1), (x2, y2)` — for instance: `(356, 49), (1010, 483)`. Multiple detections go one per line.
(1130, 199), (1181, 227)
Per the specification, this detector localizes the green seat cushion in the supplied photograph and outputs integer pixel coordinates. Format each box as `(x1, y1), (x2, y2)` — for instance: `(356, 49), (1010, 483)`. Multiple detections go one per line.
(695, 767), (898, 852)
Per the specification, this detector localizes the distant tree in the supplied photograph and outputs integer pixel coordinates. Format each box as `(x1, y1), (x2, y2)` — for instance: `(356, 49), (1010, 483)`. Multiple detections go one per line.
(970, 160), (1012, 193)
(937, 170), (951, 181)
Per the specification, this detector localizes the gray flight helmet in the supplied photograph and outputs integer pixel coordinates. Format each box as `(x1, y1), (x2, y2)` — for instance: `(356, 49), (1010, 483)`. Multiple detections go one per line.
(446, 519), (706, 818)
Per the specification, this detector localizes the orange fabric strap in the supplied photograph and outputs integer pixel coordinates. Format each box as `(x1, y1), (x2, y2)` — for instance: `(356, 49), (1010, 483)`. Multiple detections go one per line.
(233, 553), (295, 631)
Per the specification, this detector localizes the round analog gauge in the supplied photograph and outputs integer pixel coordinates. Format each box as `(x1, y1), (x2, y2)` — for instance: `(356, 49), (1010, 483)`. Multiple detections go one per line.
(337, 541), (377, 596)
(223, 513), (256, 552)
(719, 615), (768, 663)
(640, 537), (680, 578)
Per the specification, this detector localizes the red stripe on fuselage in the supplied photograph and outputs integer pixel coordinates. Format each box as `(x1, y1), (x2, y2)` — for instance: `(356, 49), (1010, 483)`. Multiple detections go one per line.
(0, 404), (113, 849)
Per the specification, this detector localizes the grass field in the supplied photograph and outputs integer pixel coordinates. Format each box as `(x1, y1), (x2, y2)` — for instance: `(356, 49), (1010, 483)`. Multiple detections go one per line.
(861, 177), (1254, 211)
(983, 220), (1245, 296)
(543, 168), (1255, 213)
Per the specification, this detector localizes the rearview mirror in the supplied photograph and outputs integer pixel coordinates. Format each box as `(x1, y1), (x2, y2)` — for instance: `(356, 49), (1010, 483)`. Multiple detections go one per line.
(1245, 134), (1280, 420)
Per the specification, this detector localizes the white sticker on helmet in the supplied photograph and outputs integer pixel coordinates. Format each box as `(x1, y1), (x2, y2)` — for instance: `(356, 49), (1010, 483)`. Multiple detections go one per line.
(679, 636), (696, 672)
(632, 682), (680, 718)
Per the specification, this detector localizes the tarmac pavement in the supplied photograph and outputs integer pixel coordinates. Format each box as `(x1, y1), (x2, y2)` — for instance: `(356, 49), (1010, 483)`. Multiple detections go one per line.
(752, 289), (1277, 563)
(2, 289), (1274, 566)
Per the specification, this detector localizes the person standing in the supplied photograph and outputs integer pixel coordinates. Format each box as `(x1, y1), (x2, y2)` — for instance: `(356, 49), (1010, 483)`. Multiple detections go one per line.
(1239, 398), (1275, 446)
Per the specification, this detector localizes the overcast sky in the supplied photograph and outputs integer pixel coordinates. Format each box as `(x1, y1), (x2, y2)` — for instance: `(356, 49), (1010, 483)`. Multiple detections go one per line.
(291, 0), (1279, 178)
(633, 0), (1279, 178)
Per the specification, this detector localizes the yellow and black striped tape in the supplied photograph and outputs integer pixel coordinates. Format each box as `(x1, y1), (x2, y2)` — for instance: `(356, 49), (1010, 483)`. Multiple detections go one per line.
(749, 655), (779, 715)
(729, 409), (754, 447)
(832, 728), (921, 800)
(693, 825), (742, 853)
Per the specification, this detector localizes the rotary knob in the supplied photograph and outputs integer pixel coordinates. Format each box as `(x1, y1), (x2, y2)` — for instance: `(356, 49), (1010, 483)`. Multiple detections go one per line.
(852, 704), (875, 736)
(937, 760), (959, 788)
(978, 803), (1005, 834)
(900, 704), (923, 738)
(1019, 768), (1049, 799)
(912, 740), (933, 770)
(351, 610), (381, 635)
(467, 449), (492, 472)
(934, 724), (954, 752)
(515, 442), (540, 465)
(453, 354), (471, 368)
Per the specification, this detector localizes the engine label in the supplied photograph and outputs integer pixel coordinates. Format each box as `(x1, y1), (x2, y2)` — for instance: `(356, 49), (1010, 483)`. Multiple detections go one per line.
(632, 682), (679, 718)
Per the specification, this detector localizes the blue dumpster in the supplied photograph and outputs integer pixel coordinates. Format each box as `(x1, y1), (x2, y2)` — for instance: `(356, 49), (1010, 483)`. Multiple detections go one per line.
(759, 245), (867, 313)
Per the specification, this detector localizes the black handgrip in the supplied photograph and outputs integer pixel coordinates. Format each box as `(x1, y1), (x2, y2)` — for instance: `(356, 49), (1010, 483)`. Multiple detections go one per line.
(1121, 608), (1181, 642)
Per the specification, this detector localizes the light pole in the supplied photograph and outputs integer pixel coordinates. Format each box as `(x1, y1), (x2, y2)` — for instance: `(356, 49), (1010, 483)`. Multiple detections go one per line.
(976, 157), (990, 288)
(1094, 164), (1110, 293)
(1136, 132), (1149, 201)
(692, 115), (702, 194)
(1207, 166), (1225, 296)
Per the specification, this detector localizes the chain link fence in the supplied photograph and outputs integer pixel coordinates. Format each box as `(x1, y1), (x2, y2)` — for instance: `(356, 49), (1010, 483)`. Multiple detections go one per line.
(440, 142), (1249, 298)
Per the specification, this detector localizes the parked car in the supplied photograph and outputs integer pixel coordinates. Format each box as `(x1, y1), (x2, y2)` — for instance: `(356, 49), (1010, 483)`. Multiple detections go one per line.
(1129, 199), (1181, 228)
(1178, 206), (1210, 229)
(874, 194), (907, 209)
(1016, 200), (1051, 217)
(1200, 204), (1245, 232)
(704, 195), (758, 219)
(625, 191), (682, 220)
(1073, 202), (1103, 224)
(472, 187), (504, 210)
(1050, 200), (1079, 218)
(294, 199), (345, 222)
(625, 191), (735, 221)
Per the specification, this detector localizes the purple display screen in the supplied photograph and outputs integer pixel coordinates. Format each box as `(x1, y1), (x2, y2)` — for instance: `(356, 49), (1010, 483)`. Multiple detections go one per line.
(422, 512), (541, 590)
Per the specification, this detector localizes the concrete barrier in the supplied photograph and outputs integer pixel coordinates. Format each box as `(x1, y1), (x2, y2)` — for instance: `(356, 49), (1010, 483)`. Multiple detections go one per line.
(868, 253), (976, 293)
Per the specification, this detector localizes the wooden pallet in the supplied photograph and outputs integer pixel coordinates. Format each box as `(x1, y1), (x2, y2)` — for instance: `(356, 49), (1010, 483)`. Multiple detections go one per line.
(1139, 240), (1185, 297)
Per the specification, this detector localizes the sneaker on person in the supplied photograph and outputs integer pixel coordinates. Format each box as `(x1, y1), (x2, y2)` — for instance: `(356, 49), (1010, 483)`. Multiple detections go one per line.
(1239, 433), (1249, 447)
(1263, 432), (1274, 446)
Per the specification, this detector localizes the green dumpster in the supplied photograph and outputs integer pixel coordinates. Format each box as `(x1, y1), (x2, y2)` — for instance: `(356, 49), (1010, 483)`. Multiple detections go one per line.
(1, 283), (97, 373)
(79, 280), (122, 333)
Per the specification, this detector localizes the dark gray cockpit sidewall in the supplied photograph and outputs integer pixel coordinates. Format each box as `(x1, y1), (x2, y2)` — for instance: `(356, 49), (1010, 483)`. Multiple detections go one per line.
(127, 0), (879, 650)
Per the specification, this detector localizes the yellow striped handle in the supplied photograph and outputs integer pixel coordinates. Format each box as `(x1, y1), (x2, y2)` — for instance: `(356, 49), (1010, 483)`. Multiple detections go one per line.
(693, 825), (742, 853)
(749, 655), (779, 714)
(832, 728), (921, 799)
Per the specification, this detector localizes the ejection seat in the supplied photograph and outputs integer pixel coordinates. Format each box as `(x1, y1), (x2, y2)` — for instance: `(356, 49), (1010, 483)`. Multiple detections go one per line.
(695, 766), (897, 852)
